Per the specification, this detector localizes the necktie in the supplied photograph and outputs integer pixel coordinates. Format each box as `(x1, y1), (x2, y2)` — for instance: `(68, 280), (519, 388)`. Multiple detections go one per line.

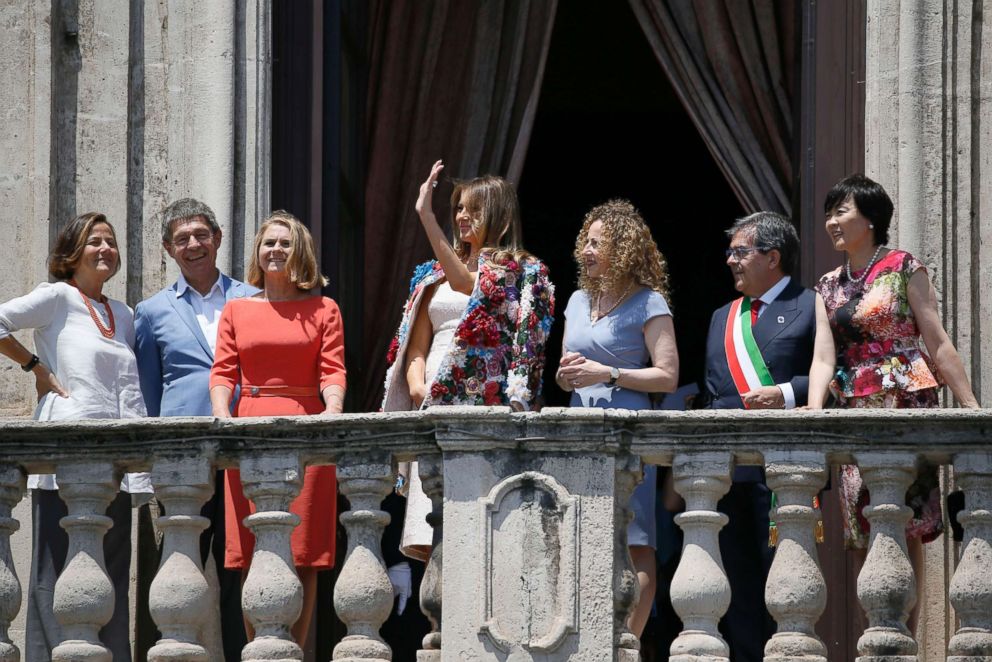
(750, 299), (763, 325)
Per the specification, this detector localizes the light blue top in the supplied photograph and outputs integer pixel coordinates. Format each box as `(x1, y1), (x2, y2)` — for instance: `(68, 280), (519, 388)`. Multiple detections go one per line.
(563, 287), (672, 409)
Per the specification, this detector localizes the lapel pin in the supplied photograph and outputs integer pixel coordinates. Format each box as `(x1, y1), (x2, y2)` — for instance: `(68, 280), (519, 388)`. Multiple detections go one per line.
(777, 315), (785, 324)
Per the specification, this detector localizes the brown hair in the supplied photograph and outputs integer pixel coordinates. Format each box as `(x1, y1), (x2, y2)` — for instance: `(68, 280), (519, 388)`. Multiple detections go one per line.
(48, 212), (120, 280)
(449, 175), (533, 265)
(573, 199), (671, 299)
(247, 211), (328, 290)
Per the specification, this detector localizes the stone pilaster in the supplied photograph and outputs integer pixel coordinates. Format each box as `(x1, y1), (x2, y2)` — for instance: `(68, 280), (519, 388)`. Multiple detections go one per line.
(669, 452), (732, 662)
(854, 452), (918, 661)
(948, 452), (992, 661)
(763, 451), (828, 661)
(333, 457), (394, 662)
(239, 454), (304, 662)
(147, 457), (214, 662)
(865, 0), (992, 404)
(51, 461), (118, 662)
(416, 455), (443, 662)
(0, 465), (25, 662)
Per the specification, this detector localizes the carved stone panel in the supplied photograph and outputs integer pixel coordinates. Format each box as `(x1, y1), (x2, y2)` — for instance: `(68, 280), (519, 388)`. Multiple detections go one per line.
(479, 471), (579, 654)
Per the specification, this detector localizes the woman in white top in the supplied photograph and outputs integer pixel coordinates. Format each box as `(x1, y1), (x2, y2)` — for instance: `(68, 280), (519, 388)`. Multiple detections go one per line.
(0, 212), (146, 662)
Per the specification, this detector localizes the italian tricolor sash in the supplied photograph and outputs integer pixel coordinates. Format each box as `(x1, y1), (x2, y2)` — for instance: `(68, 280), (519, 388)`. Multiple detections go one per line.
(723, 297), (774, 408)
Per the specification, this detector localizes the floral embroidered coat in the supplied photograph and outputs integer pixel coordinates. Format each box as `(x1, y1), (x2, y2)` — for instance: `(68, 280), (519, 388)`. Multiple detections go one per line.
(381, 254), (555, 411)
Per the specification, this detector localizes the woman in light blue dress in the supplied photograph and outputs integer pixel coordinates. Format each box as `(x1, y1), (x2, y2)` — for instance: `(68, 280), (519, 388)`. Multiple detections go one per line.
(557, 199), (679, 639)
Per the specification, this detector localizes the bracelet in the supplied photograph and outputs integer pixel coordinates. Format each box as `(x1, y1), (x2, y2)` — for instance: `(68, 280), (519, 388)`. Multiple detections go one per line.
(21, 354), (40, 372)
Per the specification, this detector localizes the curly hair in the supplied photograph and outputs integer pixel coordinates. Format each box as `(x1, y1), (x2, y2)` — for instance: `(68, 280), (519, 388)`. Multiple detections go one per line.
(573, 199), (670, 299)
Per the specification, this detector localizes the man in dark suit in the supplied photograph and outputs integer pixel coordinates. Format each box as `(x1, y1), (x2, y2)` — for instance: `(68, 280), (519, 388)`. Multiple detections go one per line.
(134, 198), (258, 660)
(701, 211), (816, 661)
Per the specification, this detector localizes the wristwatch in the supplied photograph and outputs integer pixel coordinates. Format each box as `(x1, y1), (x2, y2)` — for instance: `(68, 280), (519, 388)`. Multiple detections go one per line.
(21, 354), (40, 372)
(607, 366), (621, 386)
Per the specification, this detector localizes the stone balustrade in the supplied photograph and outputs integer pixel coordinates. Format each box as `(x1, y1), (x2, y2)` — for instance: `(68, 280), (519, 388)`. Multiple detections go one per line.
(0, 407), (990, 661)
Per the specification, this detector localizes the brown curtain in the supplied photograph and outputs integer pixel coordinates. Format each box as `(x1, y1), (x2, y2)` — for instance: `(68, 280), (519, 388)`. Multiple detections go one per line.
(360, 0), (558, 411)
(628, 0), (797, 215)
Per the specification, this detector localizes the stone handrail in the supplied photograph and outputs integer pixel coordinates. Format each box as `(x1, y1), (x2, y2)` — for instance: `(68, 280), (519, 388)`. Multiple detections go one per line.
(0, 407), (989, 661)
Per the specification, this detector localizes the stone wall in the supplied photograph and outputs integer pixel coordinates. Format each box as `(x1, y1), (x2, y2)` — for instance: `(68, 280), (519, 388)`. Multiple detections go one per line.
(0, 1), (271, 418)
(865, 2), (992, 657)
(865, 0), (992, 405)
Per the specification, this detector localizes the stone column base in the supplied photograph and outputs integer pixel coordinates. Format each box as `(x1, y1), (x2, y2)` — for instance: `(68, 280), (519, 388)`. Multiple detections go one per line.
(416, 652), (440, 662)
(669, 655), (728, 662)
(616, 649), (641, 662)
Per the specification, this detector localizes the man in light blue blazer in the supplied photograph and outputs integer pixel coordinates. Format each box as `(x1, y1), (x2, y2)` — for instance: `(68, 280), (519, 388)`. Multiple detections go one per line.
(134, 198), (257, 660)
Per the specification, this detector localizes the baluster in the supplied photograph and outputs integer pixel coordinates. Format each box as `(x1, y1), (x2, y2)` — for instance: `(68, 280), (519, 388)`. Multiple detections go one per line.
(51, 461), (117, 662)
(614, 453), (642, 661)
(763, 451), (828, 661)
(333, 456), (393, 662)
(148, 457), (214, 661)
(240, 453), (304, 662)
(948, 452), (992, 661)
(0, 465), (25, 662)
(854, 452), (918, 661)
(669, 452), (732, 662)
(416, 455), (443, 662)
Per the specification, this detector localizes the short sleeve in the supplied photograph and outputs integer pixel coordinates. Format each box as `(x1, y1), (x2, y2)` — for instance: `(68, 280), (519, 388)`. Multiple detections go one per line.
(0, 282), (63, 340)
(902, 251), (926, 277)
(643, 291), (672, 322)
(563, 290), (586, 322)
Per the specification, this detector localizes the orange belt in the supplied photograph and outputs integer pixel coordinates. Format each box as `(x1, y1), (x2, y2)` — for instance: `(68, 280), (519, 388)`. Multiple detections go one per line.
(241, 384), (319, 397)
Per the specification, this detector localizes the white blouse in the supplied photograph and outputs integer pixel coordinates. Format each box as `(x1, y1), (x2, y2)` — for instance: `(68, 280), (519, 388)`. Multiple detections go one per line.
(0, 281), (149, 492)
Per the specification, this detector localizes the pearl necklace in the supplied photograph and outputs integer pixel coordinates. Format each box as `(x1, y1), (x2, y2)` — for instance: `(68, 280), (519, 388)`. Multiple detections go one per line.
(68, 280), (116, 339)
(592, 281), (634, 322)
(845, 244), (885, 284)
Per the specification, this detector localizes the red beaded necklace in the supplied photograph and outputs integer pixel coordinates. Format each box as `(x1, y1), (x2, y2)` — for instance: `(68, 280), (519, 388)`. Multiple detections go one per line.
(68, 280), (116, 339)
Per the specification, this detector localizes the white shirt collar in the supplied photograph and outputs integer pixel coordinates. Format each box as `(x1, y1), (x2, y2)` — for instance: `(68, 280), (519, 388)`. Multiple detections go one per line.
(756, 275), (791, 305)
(176, 272), (224, 299)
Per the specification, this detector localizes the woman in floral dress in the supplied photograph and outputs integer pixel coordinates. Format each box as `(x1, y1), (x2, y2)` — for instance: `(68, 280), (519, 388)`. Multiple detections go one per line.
(808, 173), (979, 624)
(381, 160), (554, 560)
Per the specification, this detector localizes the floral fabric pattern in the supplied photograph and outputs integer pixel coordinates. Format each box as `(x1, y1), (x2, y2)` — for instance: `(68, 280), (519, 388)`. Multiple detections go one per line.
(817, 249), (944, 549)
(382, 253), (554, 409)
(815, 250), (939, 401)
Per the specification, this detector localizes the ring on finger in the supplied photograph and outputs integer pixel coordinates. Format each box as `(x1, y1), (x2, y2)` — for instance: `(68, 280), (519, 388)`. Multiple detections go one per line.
(432, 181), (438, 189)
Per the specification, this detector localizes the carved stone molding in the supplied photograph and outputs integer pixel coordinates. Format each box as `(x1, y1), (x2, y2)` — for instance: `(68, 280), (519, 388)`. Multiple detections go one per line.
(478, 470), (579, 654)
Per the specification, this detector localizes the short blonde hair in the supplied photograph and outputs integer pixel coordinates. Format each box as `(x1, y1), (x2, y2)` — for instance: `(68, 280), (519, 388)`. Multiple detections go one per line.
(574, 199), (670, 299)
(247, 211), (328, 290)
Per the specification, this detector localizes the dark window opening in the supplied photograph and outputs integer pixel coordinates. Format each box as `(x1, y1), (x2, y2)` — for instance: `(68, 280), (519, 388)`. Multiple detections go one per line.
(517, 2), (745, 408)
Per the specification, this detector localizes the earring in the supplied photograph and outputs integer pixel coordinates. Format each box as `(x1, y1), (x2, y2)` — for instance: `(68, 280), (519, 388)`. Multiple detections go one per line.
(869, 223), (874, 229)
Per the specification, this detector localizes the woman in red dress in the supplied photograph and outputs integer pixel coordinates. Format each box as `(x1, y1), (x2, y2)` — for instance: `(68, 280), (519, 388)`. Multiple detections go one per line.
(210, 211), (346, 645)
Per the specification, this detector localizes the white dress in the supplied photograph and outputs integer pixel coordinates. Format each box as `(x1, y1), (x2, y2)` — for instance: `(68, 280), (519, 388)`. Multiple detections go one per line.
(0, 281), (149, 491)
(401, 281), (469, 559)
